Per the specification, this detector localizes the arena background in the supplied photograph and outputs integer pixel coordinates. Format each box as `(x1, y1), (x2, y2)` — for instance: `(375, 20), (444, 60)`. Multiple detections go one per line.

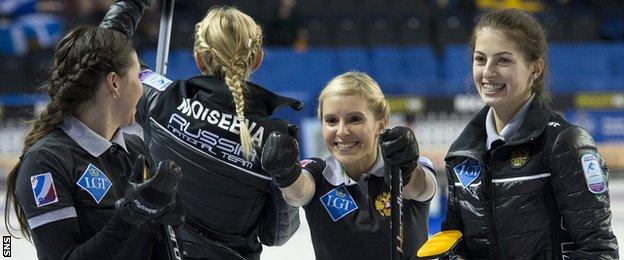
(0, 0), (623, 258)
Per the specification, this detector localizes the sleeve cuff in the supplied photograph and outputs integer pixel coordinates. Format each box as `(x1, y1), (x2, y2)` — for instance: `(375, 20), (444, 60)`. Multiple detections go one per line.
(28, 206), (77, 229)
(412, 166), (438, 202)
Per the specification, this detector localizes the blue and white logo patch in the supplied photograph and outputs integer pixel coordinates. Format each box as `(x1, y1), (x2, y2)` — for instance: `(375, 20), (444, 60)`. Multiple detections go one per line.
(30, 172), (58, 207)
(77, 164), (112, 204)
(320, 185), (358, 222)
(139, 69), (172, 91)
(453, 159), (482, 189)
(581, 153), (607, 194)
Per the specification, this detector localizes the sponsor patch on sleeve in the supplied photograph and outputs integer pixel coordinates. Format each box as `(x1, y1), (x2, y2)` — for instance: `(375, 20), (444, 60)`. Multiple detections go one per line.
(453, 158), (482, 189)
(139, 69), (172, 91)
(30, 172), (58, 207)
(319, 185), (358, 221)
(76, 164), (112, 204)
(580, 152), (607, 194)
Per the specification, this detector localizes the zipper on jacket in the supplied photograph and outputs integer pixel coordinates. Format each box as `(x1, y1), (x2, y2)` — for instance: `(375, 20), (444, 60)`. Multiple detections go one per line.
(486, 146), (502, 259)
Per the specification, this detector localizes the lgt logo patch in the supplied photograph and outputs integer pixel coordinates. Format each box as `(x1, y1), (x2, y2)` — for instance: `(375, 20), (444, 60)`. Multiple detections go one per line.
(320, 185), (358, 221)
(453, 159), (482, 188)
(77, 164), (112, 204)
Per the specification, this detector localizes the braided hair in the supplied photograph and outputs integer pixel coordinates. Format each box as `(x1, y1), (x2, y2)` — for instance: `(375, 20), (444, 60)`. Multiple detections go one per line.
(4, 26), (135, 239)
(193, 6), (263, 160)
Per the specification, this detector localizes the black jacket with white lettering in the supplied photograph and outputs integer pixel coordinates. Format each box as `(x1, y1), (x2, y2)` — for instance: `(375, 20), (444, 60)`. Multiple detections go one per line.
(441, 97), (618, 259)
(136, 74), (302, 259)
(98, 1), (303, 258)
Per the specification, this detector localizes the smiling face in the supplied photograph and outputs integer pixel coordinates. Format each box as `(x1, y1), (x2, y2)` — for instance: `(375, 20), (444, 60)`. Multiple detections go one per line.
(473, 28), (538, 118)
(321, 94), (385, 175)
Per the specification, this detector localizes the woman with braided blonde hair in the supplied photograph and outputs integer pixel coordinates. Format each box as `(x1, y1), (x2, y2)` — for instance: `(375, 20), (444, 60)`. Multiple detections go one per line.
(100, 3), (303, 259)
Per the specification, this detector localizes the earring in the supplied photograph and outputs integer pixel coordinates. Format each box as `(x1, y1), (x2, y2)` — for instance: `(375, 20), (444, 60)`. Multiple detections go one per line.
(113, 91), (120, 99)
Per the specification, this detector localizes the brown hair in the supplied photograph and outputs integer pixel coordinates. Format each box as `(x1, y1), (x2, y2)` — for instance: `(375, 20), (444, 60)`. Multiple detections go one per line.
(4, 26), (135, 240)
(193, 6), (263, 159)
(470, 8), (550, 103)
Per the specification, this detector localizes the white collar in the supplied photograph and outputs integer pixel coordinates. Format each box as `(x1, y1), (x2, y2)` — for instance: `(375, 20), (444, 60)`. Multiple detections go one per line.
(59, 116), (128, 157)
(485, 94), (534, 150)
(322, 147), (385, 186)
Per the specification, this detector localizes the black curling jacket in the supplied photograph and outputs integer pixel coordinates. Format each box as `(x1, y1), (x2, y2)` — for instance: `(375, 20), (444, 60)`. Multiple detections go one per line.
(100, 1), (303, 259)
(442, 97), (618, 259)
(14, 116), (166, 260)
(135, 72), (302, 259)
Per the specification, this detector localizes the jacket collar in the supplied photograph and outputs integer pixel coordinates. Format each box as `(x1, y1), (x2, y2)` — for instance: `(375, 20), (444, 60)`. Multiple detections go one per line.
(446, 96), (552, 161)
(323, 147), (385, 186)
(509, 96), (552, 144)
(60, 116), (128, 157)
(485, 94), (534, 150)
(186, 75), (303, 117)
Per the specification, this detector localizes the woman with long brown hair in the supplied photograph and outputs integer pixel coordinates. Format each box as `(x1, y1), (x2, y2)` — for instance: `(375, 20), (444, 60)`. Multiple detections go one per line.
(3, 23), (183, 259)
(441, 9), (618, 259)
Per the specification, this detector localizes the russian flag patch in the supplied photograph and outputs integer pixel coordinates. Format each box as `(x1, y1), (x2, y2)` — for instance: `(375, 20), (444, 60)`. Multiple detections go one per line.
(30, 172), (58, 207)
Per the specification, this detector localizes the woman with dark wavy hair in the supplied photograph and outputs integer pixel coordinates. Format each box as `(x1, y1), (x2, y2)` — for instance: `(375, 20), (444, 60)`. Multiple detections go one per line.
(4, 25), (183, 260)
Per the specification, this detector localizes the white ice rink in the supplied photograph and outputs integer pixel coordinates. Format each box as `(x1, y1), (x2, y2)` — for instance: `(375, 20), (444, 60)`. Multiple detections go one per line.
(3, 180), (624, 259)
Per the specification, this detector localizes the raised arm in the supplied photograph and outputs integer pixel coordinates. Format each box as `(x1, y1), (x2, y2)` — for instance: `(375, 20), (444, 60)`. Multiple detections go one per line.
(99, 0), (153, 37)
(379, 126), (437, 201)
(99, 0), (174, 129)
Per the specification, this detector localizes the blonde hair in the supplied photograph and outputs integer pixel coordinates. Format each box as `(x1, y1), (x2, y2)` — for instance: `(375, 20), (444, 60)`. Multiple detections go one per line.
(317, 71), (389, 122)
(193, 6), (263, 159)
